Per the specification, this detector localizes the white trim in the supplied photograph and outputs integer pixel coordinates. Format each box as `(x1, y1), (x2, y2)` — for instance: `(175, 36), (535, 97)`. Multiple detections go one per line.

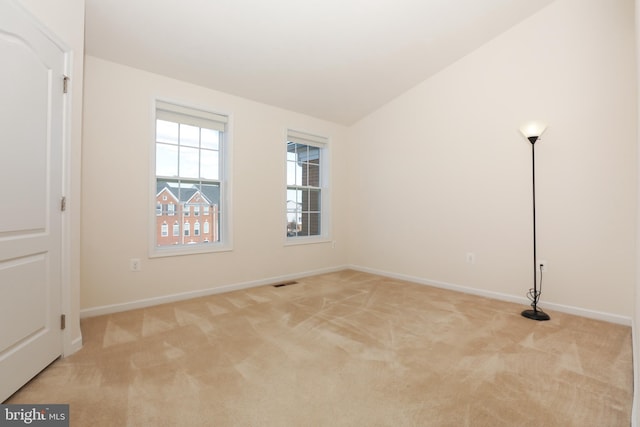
(287, 129), (328, 147)
(67, 336), (83, 355)
(80, 265), (348, 318)
(61, 47), (77, 357)
(284, 237), (332, 247)
(284, 128), (331, 244)
(81, 263), (634, 326)
(148, 98), (234, 258)
(156, 100), (227, 130)
(349, 264), (632, 326)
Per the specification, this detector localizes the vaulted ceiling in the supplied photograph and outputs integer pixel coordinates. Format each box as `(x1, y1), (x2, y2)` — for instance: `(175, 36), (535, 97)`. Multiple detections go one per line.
(85, 0), (555, 125)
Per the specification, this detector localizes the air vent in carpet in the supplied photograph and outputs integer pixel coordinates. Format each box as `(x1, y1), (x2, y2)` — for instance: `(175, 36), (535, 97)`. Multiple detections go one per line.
(272, 281), (298, 288)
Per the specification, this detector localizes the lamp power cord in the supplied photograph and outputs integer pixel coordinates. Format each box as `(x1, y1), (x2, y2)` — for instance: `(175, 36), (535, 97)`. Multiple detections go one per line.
(526, 265), (545, 312)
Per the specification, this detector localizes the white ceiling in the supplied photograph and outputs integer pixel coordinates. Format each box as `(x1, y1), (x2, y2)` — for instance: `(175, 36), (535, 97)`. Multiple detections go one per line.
(84, 0), (555, 125)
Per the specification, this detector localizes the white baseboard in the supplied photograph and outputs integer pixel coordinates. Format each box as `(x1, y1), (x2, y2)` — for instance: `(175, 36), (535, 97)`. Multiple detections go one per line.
(349, 264), (632, 326)
(62, 333), (83, 357)
(83, 263), (633, 326)
(80, 265), (348, 318)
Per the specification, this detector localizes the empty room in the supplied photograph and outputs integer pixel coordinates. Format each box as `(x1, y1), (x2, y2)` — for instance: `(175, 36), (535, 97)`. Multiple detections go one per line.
(1, 0), (639, 425)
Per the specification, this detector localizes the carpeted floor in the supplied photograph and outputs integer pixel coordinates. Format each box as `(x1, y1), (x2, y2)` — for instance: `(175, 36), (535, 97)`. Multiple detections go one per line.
(6, 270), (633, 426)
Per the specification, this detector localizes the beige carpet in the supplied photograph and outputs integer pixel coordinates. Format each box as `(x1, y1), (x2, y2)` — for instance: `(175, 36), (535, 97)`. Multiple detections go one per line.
(6, 270), (632, 426)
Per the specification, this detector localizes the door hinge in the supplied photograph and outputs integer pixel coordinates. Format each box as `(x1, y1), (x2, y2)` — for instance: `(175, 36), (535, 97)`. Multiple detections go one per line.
(60, 314), (66, 330)
(61, 196), (66, 212)
(63, 76), (70, 94)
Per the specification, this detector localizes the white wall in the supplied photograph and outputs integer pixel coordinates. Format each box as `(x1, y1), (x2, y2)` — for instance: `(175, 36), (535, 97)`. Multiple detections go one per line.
(348, 0), (637, 319)
(81, 56), (349, 312)
(17, 0), (85, 353)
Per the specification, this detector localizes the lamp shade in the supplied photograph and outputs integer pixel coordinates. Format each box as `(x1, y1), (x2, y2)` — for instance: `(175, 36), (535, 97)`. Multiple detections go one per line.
(519, 121), (547, 141)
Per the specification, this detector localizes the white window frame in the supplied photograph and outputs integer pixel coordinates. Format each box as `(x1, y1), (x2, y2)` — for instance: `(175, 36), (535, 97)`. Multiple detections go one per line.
(285, 129), (330, 245)
(150, 99), (233, 257)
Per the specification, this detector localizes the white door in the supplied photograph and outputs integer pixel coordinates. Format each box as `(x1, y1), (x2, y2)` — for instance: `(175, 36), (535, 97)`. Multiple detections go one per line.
(0, 1), (66, 402)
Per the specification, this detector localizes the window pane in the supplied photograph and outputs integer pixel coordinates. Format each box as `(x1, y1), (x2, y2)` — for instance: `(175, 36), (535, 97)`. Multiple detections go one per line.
(308, 189), (321, 211)
(180, 124), (200, 147)
(200, 183), (220, 206)
(157, 120), (178, 144)
(307, 146), (320, 163)
(301, 189), (310, 211)
(300, 213), (310, 236)
(287, 142), (298, 157)
(156, 144), (178, 177)
(307, 163), (320, 187)
(287, 188), (300, 206)
(200, 149), (219, 180)
(308, 212), (321, 235)
(200, 183), (220, 243)
(201, 128), (219, 150)
(288, 210), (302, 236)
(179, 146), (199, 178)
(296, 162), (303, 185)
(287, 160), (298, 186)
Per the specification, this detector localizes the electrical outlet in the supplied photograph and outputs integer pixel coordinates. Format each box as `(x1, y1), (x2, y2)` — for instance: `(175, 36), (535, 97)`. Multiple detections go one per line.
(130, 258), (141, 272)
(466, 252), (475, 264)
(538, 260), (547, 272)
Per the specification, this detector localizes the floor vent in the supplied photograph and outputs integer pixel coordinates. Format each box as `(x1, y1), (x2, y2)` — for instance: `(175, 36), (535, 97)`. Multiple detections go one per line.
(273, 281), (298, 288)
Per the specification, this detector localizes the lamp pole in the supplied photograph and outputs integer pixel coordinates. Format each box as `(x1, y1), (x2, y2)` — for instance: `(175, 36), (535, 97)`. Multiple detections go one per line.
(520, 127), (550, 321)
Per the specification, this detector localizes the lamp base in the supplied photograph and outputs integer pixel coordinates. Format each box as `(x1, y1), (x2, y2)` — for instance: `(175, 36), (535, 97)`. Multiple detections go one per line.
(521, 309), (550, 321)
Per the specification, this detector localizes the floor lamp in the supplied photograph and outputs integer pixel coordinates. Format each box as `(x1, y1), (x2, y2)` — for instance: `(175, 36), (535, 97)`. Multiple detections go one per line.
(520, 122), (550, 321)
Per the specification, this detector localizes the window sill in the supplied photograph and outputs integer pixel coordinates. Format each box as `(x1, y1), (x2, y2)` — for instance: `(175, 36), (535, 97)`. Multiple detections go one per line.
(149, 243), (232, 258)
(284, 236), (331, 247)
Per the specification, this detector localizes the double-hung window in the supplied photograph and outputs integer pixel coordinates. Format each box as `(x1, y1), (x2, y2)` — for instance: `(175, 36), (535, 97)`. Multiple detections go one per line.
(286, 129), (328, 241)
(153, 100), (230, 255)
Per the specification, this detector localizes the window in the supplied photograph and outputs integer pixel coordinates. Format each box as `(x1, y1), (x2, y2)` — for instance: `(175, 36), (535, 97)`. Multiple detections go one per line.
(194, 221), (200, 236)
(286, 129), (328, 240)
(161, 222), (168, 237)
(204, 220), (210, 234)
(153, 100), (230, 255)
